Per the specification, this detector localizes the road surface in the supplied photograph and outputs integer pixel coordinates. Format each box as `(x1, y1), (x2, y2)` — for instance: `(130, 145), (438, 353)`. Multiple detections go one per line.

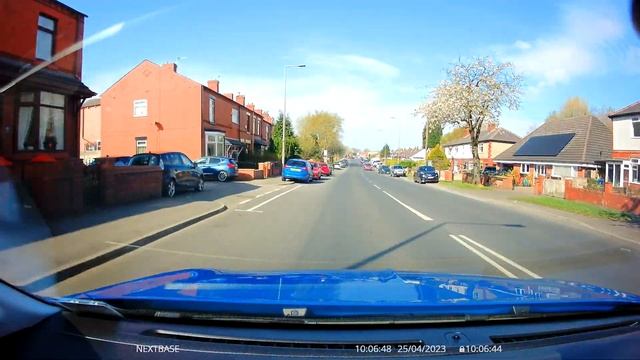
(48, 160), (640, 296)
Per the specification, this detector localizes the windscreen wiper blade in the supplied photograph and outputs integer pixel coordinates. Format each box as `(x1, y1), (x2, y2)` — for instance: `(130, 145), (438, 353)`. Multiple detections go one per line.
(52, 298), (125, 318)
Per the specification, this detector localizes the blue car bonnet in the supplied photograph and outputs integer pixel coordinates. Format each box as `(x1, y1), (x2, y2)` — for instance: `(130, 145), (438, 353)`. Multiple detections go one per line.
(65, 269), (640, 318)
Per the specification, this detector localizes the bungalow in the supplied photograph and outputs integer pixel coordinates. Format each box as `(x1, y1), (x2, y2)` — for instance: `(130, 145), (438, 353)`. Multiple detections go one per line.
(495, 115), (612, 180)
(443, 124), (520, 172)
(604, 100), (640, 190)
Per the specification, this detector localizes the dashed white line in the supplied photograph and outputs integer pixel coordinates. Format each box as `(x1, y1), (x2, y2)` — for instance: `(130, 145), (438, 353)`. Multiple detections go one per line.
(382, 191), (433, 221)
(246, 185), (302, 211)
(449, 234), (518, 278)
(238, 198), (252, 205)
(458, 235), (542, 278)
(373, 184), (381, 189)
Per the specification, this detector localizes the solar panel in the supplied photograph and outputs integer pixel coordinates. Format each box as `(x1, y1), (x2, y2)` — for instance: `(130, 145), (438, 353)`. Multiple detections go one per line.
(514, 133), (575, 156)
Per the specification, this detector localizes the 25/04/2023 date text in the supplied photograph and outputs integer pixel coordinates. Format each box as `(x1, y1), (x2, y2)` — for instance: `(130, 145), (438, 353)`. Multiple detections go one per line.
(355, 344), (447, 353)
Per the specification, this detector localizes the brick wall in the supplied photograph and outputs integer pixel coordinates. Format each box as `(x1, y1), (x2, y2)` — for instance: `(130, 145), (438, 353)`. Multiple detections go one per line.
(564, 180), (640, 215)
(22, 159), (84, 218)
(99, 165), (162, 205)
(236, 169), (264, 181)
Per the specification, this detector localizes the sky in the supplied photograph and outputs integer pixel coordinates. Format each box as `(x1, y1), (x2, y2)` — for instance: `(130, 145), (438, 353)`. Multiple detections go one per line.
(65, 0), (640, 150)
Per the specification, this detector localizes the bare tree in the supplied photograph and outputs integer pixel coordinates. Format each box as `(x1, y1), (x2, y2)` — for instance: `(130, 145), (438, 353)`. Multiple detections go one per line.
(419, 57), (523, 184)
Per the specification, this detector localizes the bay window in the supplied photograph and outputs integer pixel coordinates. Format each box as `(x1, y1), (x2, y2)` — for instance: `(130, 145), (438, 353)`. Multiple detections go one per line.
(17, 91), (65, 151)
(205, 132), (225, 157)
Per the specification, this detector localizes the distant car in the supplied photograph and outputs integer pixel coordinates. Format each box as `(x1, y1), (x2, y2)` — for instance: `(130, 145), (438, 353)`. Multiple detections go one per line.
(128, 152), (204, 197)
(414, 165), (439, 184)
(282, 159), (313, 183)
(390, 165), (405, 177)
(378, 165), (391, 175)
(310, 162), (322, 180)
(195, 156), (238, 182)
(363, 163), (373, 171)
(339, 159), (348, 168)
(319, 162), (332, 176)
(333, 162), (342, 169)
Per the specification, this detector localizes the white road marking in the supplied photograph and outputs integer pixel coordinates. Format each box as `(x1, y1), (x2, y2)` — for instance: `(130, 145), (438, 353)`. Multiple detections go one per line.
(373, 184), (381, 189)
(238, 188), (282, 205)
(234, 209), (263, 213)
(246, 185), (302, 211)
(449, 234), (518, 278)
(382, 191), (433, 221)
(458, 234), (542, 279)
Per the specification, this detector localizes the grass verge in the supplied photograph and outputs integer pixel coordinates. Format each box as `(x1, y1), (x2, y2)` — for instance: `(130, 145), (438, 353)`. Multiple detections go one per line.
(439, 180), (491, 191)
(512, 196), (635, 222)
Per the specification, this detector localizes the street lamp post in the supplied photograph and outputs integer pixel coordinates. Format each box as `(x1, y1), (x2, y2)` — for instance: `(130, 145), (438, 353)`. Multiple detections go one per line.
(282, 64), (306, 168)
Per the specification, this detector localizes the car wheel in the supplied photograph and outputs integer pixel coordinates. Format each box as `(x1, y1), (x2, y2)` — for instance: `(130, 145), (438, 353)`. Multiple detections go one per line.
(217, 171), (228, 182)
(195, 177), (205, 192)
(164, 179), (176, 198)
(282, 177), (286, 181)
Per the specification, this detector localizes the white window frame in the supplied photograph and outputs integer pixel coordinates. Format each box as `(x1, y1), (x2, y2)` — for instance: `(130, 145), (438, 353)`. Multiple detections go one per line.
(205, 131), (225, 157)
(552, 165), (577, 178)
(631, 159), (639, 184)
(96, 140), (101, 151)
(232, 108), (239, 124)
(479, 143), (484, 153)
(135, 138), (148, 154)
(133, 99), (148, 117)
(520, 163), (530, 173)
(534, 164), (546, 176)
(255, 118), (261, 136)
(208, 96), (215, 124)
(632, 117), (640, 138)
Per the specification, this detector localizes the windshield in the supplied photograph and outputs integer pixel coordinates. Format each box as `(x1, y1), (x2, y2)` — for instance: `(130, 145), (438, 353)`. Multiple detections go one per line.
(1, 0), (640, 327)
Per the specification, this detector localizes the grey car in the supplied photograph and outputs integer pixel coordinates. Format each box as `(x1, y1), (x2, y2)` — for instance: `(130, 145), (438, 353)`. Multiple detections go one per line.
(390, 165), (405, 177)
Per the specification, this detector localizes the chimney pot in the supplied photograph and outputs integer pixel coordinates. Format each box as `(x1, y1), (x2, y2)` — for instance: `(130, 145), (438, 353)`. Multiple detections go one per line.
(247, 103), (255, 111)
(162, 63), (177, 72)
(223, 93), (234, 100)
(207, 80), (219, 92)
(236, 95), (245, 106)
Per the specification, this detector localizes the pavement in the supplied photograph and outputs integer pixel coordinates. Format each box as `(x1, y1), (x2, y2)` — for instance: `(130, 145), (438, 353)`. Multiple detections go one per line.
(36, 160), (640, 298)
(0, 177), (289, 291)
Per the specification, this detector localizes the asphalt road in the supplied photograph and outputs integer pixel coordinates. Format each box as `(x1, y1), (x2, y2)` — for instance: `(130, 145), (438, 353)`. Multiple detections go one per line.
(50, 160), (640, 296)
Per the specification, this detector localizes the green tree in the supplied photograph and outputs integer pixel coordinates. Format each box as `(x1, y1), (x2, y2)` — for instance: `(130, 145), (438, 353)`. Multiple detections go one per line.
(545, 97), (591, 122)
(440, 127), (468, 145)
(380, 144), (391, 158)
(425, 121), (443, 149)
(298, 111), (344, 160)
(427, 144), (450, 170)
(271, 113), (300, 160)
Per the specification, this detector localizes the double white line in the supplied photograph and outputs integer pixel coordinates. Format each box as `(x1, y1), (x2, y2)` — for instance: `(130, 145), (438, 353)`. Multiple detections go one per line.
(449, 234), (541, 279)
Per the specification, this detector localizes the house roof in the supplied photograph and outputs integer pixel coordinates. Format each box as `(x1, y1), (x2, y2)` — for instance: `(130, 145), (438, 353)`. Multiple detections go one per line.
(608, 100), (640, 118)
(494, 115), (611, 165)
(82, 97), (100, 108)
(442, 127), (521, 147)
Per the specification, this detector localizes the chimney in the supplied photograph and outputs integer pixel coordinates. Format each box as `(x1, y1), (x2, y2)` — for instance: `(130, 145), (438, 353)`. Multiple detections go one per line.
(223, 93), (234, 100)
(162, 63), (177, 72)
(236, 95), (245, 106)
(256, 109), (263, 115)
(207, 80), (219, 92)
(247, 103), (255, 111)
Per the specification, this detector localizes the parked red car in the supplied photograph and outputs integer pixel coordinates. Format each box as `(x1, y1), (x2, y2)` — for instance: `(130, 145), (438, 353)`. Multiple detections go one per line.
(310, 162), (322, 180)
(319, 162), (332, 176)
(363, 163), (373, 171)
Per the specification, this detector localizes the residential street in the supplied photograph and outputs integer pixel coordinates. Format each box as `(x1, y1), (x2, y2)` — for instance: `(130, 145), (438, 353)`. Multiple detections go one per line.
(46, 160), (640, 296)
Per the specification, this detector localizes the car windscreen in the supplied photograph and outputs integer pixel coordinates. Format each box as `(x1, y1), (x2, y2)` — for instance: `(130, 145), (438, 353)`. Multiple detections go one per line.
(129, 155), (158, 166)
(287, 160), (306, 167)
(160, 153), (183, 166)
(420, 166), (435, 172)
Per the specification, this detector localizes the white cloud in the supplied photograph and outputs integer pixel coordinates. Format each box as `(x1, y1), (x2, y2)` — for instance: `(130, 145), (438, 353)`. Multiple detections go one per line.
(307, 53), (400, 79)
(500, 4), (624, 90)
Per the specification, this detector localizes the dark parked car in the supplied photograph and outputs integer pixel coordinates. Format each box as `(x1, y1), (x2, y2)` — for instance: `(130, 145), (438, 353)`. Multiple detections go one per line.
(482, 166), (498, 176)
(195, 156), (238, 182)
(414, 165), (439, 183)
(378, 165), (391, 175)
(113, 156), (131, 166)
(128, 152), (204, 197)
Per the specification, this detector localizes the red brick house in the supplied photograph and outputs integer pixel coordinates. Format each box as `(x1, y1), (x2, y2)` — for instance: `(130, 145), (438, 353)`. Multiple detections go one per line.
(101, 60), (272, 161)
(443, 124), (521, 172)
(605, 100), (640, 190)
(0, 0), (95, 215)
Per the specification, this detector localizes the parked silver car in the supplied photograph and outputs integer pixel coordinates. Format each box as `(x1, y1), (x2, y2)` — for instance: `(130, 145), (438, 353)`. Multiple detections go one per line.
(390, 165), (406, 177)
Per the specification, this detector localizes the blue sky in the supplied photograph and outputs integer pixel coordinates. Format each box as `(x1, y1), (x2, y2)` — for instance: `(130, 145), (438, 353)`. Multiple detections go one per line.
(65, 0), (640, 150)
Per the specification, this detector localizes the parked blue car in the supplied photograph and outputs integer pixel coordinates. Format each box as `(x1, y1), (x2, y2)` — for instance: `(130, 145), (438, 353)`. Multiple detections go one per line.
(282, 159), (313, 183)
(195, 156), (238, 182)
